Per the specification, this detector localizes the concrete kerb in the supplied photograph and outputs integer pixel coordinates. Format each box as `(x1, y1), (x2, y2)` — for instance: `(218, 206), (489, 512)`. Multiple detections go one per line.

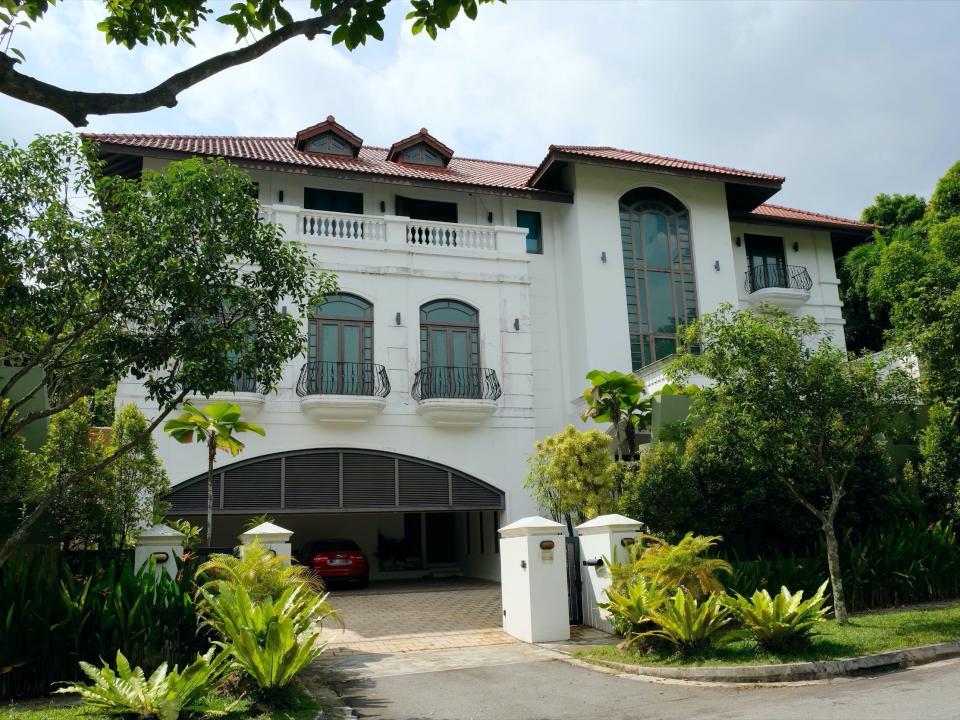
(576, 639), (960, 684)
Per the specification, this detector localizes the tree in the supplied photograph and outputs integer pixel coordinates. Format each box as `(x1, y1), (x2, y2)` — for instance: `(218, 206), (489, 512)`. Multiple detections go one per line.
(106, 404), (170, 548)
(860, 193), (927, 228)
(0, 0), (503, 126)
(0, 133), (336, 566)
(927, 162), (960, 223)
(670, 305), (915, 622)
(163, 401), (265, 546)
(580, 370), (649, 461)
(524, 425), (616, 528)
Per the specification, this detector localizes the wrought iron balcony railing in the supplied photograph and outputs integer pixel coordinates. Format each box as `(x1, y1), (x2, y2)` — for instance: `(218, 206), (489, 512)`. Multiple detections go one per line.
(744, 264), (813, 294)
(231, 372), (262, 394)
(296, 361), (391, 398)
(411, 366), (502, 402)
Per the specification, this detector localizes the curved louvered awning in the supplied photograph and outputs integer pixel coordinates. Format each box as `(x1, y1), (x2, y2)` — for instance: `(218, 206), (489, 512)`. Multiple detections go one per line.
(165, 449), (505, 515)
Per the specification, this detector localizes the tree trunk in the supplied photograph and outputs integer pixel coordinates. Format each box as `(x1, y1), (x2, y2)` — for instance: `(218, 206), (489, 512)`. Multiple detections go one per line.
(822, 520), (848, 623)
(206, 438), (216, 547)
(0, 495), (52, 567)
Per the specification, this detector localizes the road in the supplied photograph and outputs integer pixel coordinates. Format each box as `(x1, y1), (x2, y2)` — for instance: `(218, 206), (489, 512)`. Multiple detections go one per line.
(335, 651), (960, 720)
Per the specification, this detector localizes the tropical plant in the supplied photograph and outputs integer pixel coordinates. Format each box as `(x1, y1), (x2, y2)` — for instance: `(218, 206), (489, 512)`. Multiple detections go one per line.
(581, 369), (650, 459)
(199, 583), (335, 692)
(599, 576), (668, 648)
(640, 589), (741, 656)
(55, 648), (231, 720)
(199, 539), (325, 603)
(608, 533), (731, 599)
(243, 513), (275, 531)
(726, 582), (831, 651)
(164, 402), (265, 546)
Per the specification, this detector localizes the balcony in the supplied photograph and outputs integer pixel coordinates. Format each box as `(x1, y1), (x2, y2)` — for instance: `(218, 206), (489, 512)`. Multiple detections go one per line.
(412, 366), (501, 427)
(186, 373), (265, 415)
(743, 264), (812, 309)
(297, 361), (390, 423)
(264, 206), (530, 257)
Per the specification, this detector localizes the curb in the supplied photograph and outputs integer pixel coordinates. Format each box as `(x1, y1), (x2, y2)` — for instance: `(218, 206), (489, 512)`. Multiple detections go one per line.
(586, 639), (960, 683)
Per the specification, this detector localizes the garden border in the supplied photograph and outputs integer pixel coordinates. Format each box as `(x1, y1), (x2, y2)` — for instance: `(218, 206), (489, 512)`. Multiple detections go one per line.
(582, 639), (960, 683)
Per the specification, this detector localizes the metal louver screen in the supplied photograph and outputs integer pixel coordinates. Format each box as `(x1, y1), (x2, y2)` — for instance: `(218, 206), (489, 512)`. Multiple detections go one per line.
(452, 474), (502, 507)
(224, 459), (281, 510)
(398, 460), (449, 506)
(285, 453), (339, 508)
(342, 453), (396, 507)
(168, 474), (221, 513)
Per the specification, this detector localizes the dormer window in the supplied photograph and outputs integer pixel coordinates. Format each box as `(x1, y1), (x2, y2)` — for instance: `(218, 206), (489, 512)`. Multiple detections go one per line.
(295, 116), (363, 157)
(388, 128), (454, 167)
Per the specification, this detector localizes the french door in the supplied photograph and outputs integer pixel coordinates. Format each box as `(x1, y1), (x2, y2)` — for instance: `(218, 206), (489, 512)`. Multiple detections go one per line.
(745, 234), (787, 291)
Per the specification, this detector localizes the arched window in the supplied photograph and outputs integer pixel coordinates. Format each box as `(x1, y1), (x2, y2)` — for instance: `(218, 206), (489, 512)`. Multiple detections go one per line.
(619, 188), (697, 369)
(418, 300), (482, 398)
(307, 294), (374, 394)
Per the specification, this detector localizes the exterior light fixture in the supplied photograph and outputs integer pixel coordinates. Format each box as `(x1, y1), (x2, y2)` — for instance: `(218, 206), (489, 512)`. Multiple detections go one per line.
(395, 312), (401, 326)
(539, 540), (555, 550)
(582, 557), (604, 568)
(278, 190), (284, 203)
(793, 242), (800, 252)
(601, 251), (607, 263)
(151, 551), (169, 563)
(714, 260), (721, 271)
(735, 236), (742, 247)
(380, 201), (386, 212)
(621, 537), (636, 547)
(513, 318), (520, 331)
(487, 211), (494, 223)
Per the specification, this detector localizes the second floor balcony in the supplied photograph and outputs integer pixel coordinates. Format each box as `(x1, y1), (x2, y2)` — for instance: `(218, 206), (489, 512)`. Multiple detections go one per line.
(412, 366), (501, 427)
(297, 360), (390, 423)
(743, 264), (813, 309)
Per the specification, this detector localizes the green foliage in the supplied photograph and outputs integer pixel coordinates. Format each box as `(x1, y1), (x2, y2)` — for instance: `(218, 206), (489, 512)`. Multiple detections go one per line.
(524, 425), (616, 523)
(167, 518), (204, 551)
(599, 576), (667, 646)
(199, 539), (325, 604)
(200, 583), (334, 691)
(911, 402), (960, 518)
(580, 370), (649, 457)
(89, 382), (117, 427)
(927, 161), (960, 224)
(861, 193), (927, 228)
(55, 648), (231, 720)
(608, 534), (731, 599)
(726, 582), (830, 652)
(640, 590), (740, 656)
(0, 555), (205, 700)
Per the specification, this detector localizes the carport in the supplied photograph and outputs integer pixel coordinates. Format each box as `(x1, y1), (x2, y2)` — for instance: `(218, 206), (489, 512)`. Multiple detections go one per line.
(164, 448), (506, 581)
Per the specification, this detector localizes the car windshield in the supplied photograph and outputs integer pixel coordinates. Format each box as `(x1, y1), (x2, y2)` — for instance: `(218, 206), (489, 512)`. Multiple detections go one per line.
(309, 539), (361, 552)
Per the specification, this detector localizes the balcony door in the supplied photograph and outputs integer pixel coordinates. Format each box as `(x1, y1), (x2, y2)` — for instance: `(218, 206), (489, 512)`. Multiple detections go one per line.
(308, 294), (373, 395)
(745, 234), (786, 292)
(419, 300), (480, 398)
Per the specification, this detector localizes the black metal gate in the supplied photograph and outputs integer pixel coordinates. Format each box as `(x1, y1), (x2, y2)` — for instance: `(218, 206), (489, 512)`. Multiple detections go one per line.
(565, 535), (583, 625)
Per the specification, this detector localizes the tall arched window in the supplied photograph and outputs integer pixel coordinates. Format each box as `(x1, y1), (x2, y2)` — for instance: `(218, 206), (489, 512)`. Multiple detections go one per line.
(307, 293), (374, 394)
(619, 188), (697, 369)
(419, 300), (481, 398)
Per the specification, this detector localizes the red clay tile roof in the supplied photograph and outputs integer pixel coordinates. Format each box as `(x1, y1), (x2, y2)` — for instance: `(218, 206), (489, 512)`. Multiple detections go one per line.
(295, 116), (363, 153)
(530, 145), (785, 186)
(745, 204), (878, 232)
(83, 133), (548, 196)
(387, 128), (454, 163)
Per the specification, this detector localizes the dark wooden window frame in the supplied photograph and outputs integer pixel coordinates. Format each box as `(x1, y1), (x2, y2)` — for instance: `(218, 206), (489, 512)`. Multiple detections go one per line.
(517, 209), (543, 254)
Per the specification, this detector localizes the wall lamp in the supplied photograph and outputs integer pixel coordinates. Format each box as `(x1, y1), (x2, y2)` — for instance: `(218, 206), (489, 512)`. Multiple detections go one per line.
(277, 190), (284, 203)
(539, 540), (555, 550)
(513, 318), (520, 331)
(601, 251), (607, 263)
(380, 200), (386, 212)
(793, 241), (800, 252)
(487, 211), (494, 223)
(735, 236), (742, 247)
(395, 312), (402, 326)
(714, 260), (721, 271)
(620, 537), (637, 547)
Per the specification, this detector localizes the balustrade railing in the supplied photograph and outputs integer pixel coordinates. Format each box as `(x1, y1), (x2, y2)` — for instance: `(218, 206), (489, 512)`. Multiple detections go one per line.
(405, 219), (497, 251)
(298, 211), (386, 242)
(411, 366), (502, 401)
(744, 264), (813, 293)
(296, 361), (390, 398)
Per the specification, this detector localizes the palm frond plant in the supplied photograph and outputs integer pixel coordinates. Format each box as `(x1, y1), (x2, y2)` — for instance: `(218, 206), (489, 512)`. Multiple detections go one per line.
(599, 576), (668, 649)
(55, 648), (232, 720)
(199, 538), (325, 603)
(726, 582), (831, 651)
(641, 589), (742, 656)
(580, 369), (650, 461)
(163, 401), (265, 546)
(610, 533), (732, 598)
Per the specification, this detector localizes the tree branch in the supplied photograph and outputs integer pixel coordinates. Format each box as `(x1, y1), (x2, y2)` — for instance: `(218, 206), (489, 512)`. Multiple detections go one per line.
(0, 3), (358, 127)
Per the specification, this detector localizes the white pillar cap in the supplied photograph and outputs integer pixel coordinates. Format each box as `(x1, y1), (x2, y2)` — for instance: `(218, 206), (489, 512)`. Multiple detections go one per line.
(239, 521), (294, 543)
(136, 523), (186, 543)
(575, 514), (644, 536)
(498, 515), (565, 538)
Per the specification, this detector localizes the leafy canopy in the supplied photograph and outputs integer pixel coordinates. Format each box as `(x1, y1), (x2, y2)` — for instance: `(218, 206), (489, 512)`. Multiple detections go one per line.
(581, 369), (649, 456)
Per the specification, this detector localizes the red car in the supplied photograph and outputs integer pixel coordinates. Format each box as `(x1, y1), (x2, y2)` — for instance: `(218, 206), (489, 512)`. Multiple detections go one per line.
(300, 539), (369, 588)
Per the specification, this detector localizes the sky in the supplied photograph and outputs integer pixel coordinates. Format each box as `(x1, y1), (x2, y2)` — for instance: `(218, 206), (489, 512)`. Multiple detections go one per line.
(1, 0), (958, 219)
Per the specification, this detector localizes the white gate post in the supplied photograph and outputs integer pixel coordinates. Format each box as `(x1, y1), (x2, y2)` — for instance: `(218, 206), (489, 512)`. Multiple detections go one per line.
(576, 514), (644, 632)
(134, 524), (186, 580)
(239, 521), (294, 565)
(498, 516), (569, 643)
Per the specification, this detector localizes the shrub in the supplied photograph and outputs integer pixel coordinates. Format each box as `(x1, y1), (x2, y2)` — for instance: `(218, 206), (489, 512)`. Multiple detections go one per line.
(726, 582), (831, 651)
(608, 533), (731, 598)
(199, 539), (324, 603)
(641, 589), (741, 656)
(56, 648), (231, 720)
(599, 576), (667, 648)
(200, 583), (335, 692)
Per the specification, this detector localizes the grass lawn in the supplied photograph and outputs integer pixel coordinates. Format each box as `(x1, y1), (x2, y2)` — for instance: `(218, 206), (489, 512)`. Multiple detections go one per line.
(577, 602), (960, 668)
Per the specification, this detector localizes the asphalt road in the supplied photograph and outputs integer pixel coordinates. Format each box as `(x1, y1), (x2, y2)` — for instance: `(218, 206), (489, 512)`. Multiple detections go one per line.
(339, 655), (960, 720)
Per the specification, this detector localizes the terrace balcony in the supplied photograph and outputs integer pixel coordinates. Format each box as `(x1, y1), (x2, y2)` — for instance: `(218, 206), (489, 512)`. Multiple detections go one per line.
(743, 264), (813, 309)
(186, 373), (266, 416)
(412, 366), (501, 427)
(297, 360), (391, 423)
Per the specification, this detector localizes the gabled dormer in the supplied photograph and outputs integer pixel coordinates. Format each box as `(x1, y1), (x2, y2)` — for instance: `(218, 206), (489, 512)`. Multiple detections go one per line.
(388, 128), (454, 167)
(295, 116), (363, 157)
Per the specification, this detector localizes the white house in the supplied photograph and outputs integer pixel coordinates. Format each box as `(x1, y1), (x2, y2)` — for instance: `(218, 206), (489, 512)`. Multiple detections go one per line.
(88, 118), (875, 582)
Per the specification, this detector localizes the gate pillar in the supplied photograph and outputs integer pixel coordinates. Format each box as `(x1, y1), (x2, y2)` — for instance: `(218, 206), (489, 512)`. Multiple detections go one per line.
(576, 514), (644, 632)
(498, 516), (569, 643)
(134, 523), (186, 580)
(239, 521), (294, 564)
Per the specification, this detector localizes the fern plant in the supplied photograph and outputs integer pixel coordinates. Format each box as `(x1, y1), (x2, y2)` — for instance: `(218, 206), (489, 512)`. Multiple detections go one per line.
(641, 589), (742, 656)
(55, 648), (231, 720)
(199, 539), (324, 602)
(726, 581), (831, 651)
(607, 533), (732, 598)
(200, 582), (336, 691)
(599, 576), (667, 648)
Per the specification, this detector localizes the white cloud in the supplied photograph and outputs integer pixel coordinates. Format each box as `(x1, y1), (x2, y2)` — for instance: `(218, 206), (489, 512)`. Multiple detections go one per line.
(1, 0), (958, 218)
